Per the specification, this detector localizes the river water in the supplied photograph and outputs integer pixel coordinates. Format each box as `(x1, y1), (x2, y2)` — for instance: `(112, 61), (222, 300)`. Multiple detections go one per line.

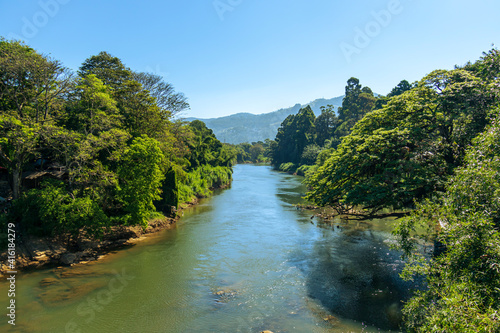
(1, 164), (409, 333)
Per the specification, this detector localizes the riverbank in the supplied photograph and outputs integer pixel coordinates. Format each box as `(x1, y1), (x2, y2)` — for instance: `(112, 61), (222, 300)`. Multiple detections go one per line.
(0, 184), (231, 278)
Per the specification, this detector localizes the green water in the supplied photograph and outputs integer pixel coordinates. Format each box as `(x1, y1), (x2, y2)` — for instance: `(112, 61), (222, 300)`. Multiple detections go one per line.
(1, 165), (409, 332)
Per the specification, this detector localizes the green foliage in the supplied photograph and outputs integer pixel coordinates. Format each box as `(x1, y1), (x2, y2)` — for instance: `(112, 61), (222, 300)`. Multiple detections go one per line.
(187, 120), (236, 169)
(0, 39), (233, 239)
(176, 165), (233, 204)
(301, 144), (322, 166)
(387, 79), (415, 97)
(234, 140), (272, 163)
(78, 51), (132, 89)
(335, 78), (377, 137)
(296, 164), (315, 177)
(306, 54), (500, 212)
(314, 105), (340, 147)
(271, 106), (316, 166)
(65, 74), (121, 135)
(394, 112), (500, 332)
(117, 136), (165, 228)
(8, 180), (109, 237)
(278, 162), (297, 173)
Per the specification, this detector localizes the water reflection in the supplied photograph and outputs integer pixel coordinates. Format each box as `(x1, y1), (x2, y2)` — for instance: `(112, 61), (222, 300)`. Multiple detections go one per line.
(294, 223), (409, 330)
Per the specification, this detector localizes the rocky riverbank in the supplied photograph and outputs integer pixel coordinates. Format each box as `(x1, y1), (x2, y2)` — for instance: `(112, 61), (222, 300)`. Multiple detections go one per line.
(0, 195), (213, 278)
(0, 215), (178, 278)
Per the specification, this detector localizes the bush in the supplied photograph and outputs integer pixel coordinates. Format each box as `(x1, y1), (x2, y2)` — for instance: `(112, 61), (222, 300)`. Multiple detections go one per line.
(8, 180), (109, 237)
(176, 165), (232, 204)
(278, 162), (297, 173)
(296, 164), (315, 177)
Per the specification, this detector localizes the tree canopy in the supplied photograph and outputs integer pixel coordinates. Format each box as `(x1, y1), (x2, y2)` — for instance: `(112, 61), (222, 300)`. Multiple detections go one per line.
(0, 39), (235, 239)
(306, 52), (500, 213)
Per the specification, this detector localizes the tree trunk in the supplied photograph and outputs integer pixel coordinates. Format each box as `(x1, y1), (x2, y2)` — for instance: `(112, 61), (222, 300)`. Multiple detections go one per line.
(12, 161), (22, 200)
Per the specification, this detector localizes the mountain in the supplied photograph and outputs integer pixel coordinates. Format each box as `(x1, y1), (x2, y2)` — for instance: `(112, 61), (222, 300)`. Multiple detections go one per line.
(185, 96), (344, 144)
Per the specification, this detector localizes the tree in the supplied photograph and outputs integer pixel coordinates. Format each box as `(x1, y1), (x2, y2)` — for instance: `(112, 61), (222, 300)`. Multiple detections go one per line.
(65, 74), (122, 135)
(0, 39), (73, 123)
(271, 106), (316, 167)
(335, 77), (376, 137)
(387, 79), (414, 97)
(314, 105), (339, 147)
(78, 51), (132, 89)
(301, 144), (322, 165)
(306, 64), (500, 213)
(0, 39), (72, 199)
(394, 110), (500, 332)
(117, 136), (165, 228)
(0, 115), (38, 199)
(132, 72), (190, 117)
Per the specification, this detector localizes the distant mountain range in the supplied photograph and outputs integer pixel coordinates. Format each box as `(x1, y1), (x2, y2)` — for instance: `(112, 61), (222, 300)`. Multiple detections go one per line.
(185, 96), (344, 144)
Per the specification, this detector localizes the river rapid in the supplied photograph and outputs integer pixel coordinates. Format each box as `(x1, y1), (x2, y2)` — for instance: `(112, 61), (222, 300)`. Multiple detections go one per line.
(1, 164), (410, 333)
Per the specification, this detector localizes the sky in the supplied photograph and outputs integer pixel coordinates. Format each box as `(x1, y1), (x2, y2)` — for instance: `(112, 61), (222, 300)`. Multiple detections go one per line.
(1, 0), (499, 119)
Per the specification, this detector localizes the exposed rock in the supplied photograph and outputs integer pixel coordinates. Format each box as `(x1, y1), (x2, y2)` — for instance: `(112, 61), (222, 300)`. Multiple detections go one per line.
(0, 209), (177, 277)
(323, 315), (339, 325)
(60, 253), (77, 265)
(213, 288), (237, 303)
(77, 238), (99, 251)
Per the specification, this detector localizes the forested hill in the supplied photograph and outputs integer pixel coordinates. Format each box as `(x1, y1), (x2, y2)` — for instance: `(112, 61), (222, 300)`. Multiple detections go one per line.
(185, 96), (344, 144)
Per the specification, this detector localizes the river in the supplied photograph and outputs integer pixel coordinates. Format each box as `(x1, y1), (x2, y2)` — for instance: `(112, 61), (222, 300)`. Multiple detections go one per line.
(1, 164), (409, 333)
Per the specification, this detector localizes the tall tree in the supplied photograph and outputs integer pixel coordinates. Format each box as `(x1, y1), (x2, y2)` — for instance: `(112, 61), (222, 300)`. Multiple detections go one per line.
(335, 77), (376, 137)
(132, 72), (190, 117)
(387, 79), (414, 97)
(66, 74), (122, 135)
(78, 51), (132, 89)
(0, 39), (72, 199)
(314, 105), (339, 147)
(0, 39), (73, 123)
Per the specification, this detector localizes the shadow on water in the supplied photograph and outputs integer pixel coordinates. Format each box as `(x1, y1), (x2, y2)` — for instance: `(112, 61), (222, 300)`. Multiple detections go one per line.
(292, 221), (412, 331)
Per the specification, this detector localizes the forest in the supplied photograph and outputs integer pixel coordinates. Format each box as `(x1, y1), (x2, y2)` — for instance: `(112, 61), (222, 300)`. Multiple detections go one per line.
(0, 39), (236, 239)
(267, 49), (500, 332)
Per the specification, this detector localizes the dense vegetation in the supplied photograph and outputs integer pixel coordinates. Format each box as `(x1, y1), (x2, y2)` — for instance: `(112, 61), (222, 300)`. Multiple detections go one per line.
(306, 51), (500, 214)
(0, 39), (236, 239)
(268, 77), (382, 176)
(233, 140), (272, 164)
(393, 110), (500, 332)
(269, 49), (500, 331)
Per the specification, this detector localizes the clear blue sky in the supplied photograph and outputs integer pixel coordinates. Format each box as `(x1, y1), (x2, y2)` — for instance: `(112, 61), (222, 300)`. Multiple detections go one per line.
(1, 0), (499, 118)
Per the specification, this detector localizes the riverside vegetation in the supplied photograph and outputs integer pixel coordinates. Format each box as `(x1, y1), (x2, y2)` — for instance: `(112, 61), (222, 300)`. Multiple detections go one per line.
(265, 49), (500, 332)
(2, 37), (500, 332)
(0, 39), (236, 248)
